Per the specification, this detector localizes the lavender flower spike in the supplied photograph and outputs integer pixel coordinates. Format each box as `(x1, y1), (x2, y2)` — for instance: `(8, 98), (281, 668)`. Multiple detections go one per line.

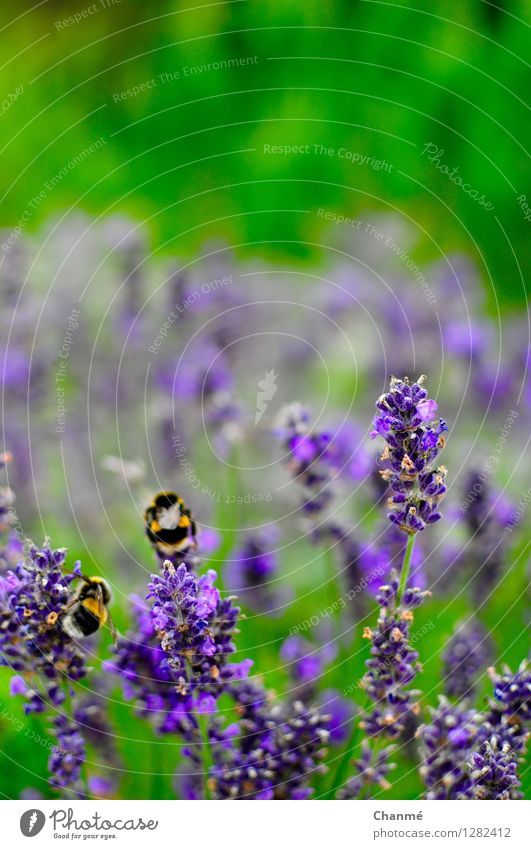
(418, 696), (481, 799)
(442, 619), (492, 700)
(372, 376), (448, 534)
(210, 680), (330, 799)
(469, 734), (521, 799)
(338, 741), (396, 799)
(147, 560), (243, 705)
(48, 715), (86, 791)
(483, 660), (530, 753)
(360, 569), (430, 739)
(0, 544), (87, 714)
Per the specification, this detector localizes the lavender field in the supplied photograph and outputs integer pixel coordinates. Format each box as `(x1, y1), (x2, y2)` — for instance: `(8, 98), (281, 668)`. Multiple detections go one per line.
(0, 215), (529, 800)
(0, 1), (529, 805)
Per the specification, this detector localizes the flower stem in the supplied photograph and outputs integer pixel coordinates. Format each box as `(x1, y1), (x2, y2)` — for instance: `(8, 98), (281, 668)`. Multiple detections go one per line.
(398, 534), (416, 603)
(323, 696), (370, 799)
(325, 546), (341, 614)
(197, 712), (213, 800)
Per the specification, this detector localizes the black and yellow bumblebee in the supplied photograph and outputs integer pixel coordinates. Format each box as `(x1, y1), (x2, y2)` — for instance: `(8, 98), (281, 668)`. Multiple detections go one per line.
(144, 491), (197, 557)
(61, 575), (116, 642)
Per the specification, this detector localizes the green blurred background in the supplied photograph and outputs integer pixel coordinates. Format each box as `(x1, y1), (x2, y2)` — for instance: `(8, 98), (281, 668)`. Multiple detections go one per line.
(1, 0), (529, 306)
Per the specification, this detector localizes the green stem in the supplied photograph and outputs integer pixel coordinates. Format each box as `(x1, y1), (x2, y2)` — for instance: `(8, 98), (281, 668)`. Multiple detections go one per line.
(197, 712), (213, 800)
(324, 535), (416, 799)
(325, 546), (341, 612)
(323, 696), (370, 799)
(214, 444), (242, 571)
(398, 534), (416, 603)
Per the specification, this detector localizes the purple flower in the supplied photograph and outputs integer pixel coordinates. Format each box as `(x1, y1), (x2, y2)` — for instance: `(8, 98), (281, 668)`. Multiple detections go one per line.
(417, 398), (438, 422)
(210, 680), (330, 799)
(418, 697), (481, 799)
(483, 660), (530, 754)
(142, 561), (246, 716)
(338, 741), (396, 799)
(372, 376), (448, 534)
(319, 689), (355, 745)
(360, 570), (430, 739)
(469, 734), (521, 799)
(275, 403), (335, 516)
(460, 473), (514, 603)
(281, 634), (336, 703)
(226, 528), (281, 613)
(442, 619), (492, 699)
(105, 595), (192, 735)
(276, 405), (372, 529)
(9, 674), (26, 696)
(0, 544), (87, 714)
(0, 535), (90, 791)
(87, 776), (116, 798)
(488, 661), (530, 725)
(459, 660), (531, 800)
(148, 561), (216, 671)
(48, 715), (86, 791)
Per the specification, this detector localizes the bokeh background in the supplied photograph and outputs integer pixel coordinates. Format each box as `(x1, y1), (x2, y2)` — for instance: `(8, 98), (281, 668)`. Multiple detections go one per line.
(1, 0), (530, 305)
(0, 0), (529, 800)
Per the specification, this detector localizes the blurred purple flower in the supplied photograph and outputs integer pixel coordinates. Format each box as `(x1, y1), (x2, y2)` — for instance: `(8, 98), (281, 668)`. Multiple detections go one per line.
(419, 696), (481, 799)
(319, 688), (355, 745)
(338, 741), (396, 799)
(226, 528), (281, 613)
(442, 619), (492, 699)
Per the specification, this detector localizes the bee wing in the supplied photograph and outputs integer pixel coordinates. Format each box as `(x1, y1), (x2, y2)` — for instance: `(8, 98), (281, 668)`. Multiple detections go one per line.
(95, 583), (106, 620)
(96, 582), (118, 645)
(107, 612), (119, 646)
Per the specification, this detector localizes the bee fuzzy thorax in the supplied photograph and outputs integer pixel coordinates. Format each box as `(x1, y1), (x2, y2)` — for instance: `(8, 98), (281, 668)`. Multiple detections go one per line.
(77, 576), (112, 605)
(144, 491), (198, 556)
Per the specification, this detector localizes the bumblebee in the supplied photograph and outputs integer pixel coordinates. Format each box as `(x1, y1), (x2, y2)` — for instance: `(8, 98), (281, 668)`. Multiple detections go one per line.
(62, 575), (116, 642)
(144, 491), (197, 557)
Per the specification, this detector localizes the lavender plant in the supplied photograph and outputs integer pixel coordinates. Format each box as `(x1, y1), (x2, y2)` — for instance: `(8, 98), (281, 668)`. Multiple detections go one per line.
(109, 554), (331, 799)
(372, 375), (448, 536)
(418, 662), (530, 800)
(460, 473), (514, 603)
(226, 528), (282, 613)
(0, 542), (92, 792)
(337, 741), (396, 799)
(483, 661), (530, 754)
(209, 685), (330, 799)
(360, 573), (430, 740)
(0, 545), (87, 715)
(468, 734), (521, 800)
(418, 697), (481, 799)
(442, 619), (492, 700)
(1, 214), (530, 803)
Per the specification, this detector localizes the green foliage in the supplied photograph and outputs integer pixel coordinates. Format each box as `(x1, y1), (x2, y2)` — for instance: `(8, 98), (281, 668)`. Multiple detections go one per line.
(0, 1), (529, 305)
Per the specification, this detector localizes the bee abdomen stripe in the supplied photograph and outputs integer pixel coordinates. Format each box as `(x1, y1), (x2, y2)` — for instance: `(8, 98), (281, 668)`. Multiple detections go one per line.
(82, 597), (108, 624)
